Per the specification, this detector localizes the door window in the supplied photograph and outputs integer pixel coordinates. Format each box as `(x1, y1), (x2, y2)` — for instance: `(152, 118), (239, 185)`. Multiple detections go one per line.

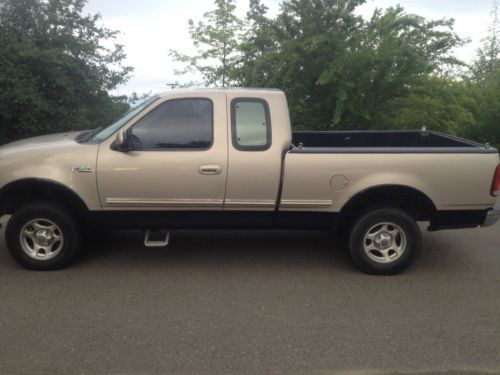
(129, 98), (213, 150)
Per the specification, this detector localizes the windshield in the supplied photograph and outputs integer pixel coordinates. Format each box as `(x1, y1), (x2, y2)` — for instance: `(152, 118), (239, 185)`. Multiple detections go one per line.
(89, 95), (159, 143)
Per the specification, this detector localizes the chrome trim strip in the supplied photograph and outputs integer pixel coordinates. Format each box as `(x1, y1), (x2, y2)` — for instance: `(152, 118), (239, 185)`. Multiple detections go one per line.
(444, 203), (494, 207)
(224, 199), (276, 208)
(280, 199), (333, 208)
(105, 198), (223, 207)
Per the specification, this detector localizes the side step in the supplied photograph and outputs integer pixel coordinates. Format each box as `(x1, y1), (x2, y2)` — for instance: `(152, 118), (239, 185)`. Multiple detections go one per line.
(144, 229), (170, 247)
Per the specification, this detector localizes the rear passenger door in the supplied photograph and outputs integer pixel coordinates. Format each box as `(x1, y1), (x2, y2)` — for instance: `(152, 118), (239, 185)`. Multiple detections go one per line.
(224, 93), (285, 214)
(97, 93), (228, 211)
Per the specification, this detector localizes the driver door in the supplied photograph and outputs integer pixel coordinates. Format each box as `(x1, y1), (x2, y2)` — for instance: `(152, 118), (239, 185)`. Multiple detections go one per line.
(96, 93), (228, 211)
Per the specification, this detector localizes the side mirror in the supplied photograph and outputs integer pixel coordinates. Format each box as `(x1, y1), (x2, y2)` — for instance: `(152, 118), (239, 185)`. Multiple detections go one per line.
(111, 130), (131, 151)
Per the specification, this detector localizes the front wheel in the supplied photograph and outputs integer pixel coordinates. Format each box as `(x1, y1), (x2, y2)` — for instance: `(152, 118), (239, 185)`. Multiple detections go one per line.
(5, 201), (82, 270)
(348, 207), (421, 275)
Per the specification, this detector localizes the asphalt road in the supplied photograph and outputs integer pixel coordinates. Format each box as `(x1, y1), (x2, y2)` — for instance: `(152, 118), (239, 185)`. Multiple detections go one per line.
(0, 217), (499, 375)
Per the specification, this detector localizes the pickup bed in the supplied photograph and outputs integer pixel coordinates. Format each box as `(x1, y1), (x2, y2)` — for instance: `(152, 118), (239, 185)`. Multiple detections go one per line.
(0, 88), (499, 274)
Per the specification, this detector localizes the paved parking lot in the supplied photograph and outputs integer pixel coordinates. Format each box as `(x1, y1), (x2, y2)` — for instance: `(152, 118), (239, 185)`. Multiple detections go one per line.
(0, 216), (499, 375)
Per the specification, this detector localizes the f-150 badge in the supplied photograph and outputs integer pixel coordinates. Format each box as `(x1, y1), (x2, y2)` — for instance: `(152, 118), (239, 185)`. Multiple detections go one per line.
(72, 166), (93, 173)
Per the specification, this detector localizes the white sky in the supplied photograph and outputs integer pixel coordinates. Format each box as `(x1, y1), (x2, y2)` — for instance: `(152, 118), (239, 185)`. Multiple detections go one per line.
(84, 0), (496, 96)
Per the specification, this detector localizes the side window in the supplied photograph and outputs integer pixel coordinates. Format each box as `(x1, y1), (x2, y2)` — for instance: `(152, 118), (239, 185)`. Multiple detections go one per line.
(129, 98), (213, 150)
(231, 98), (271, 151)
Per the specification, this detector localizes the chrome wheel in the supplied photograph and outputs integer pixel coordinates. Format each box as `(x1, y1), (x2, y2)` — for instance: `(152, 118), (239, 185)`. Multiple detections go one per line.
(363, 222), (407, 264)
(19, 219), (64, 260)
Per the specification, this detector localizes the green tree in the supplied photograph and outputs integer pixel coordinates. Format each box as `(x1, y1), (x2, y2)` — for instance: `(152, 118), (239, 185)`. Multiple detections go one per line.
(169, 0), (243, 87)
(467, 0), (500, 148)
(380, 77), (479, 135)
(341, 6), (465, 130)
(236, 0), (277, 86)
(238, 0), (465, 132)
(0, 0), (132, 144)
(240, 0), (367, 129)
(474, 69), (500, 147)
(472, 0), (500, 84)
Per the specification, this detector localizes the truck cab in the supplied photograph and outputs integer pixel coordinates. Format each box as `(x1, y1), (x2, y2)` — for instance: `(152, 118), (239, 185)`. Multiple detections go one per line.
(97, 89), (291, 215)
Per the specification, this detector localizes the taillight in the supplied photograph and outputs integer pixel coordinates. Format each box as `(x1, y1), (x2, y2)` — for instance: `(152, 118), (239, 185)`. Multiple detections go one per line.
(491, 164), (500, 197)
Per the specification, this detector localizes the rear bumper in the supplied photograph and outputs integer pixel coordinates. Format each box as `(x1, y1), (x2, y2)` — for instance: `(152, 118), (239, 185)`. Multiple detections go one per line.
(482, 207), (500, 227)
(429, 210), (489, 231)
(428, 207), (499, 231)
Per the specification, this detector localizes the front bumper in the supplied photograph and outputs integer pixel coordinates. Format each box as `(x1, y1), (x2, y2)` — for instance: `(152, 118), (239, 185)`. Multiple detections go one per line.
(482, 207), (500, 227)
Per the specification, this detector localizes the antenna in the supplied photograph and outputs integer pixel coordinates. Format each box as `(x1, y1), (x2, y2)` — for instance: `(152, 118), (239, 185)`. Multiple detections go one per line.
(166, 82), (179, 90)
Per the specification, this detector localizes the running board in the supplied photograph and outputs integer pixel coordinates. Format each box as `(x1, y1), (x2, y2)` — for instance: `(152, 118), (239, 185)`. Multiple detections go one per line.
(144, 229), (170, 247)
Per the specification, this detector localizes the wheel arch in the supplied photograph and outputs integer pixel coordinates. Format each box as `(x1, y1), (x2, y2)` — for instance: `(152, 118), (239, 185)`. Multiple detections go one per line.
(339, 184), (437, 222)
(0, 178), (90, 217)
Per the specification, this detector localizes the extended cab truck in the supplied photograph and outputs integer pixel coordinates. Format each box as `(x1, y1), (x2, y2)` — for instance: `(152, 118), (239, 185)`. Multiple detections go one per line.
(0, 89), (499, 274)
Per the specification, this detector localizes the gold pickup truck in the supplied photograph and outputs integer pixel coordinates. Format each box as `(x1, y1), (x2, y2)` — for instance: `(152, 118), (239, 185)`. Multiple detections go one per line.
(0, 89), (499, 274)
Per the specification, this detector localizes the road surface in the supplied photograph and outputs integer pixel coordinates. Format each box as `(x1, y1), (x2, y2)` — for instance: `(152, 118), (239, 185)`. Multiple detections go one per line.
(0, 217), (499, 374)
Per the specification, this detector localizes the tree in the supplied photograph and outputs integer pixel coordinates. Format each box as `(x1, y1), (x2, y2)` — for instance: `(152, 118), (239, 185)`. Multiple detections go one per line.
(467, 0), (500, 148)
(472, 0), (500, 84)
(239, 0), (368, 129)
(169, 0), (243, 87)
(380, 77), (479, 135)
(0, 0), (133, 144)
(337, 6), (465, 130)
(474, 69), (500, 147)
(236, 0), (277, 86)
(237, 0), (465, 132)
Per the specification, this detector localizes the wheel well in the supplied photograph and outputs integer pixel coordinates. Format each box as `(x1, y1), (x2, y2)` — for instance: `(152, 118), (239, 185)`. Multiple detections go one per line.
(339, 185), (437, 223)
(0, 179), (89, 218)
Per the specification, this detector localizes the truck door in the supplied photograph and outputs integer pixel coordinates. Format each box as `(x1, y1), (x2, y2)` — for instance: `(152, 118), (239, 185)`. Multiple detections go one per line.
(224, 92), (290, 216)
(96, 93), (228, 211)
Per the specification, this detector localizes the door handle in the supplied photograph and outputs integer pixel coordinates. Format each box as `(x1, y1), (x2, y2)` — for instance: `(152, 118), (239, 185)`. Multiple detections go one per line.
(199, 164), (222, 175)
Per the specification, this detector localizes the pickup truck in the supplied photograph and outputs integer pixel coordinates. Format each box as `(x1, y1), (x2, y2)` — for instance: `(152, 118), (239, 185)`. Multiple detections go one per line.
(0, 89), (499, 274)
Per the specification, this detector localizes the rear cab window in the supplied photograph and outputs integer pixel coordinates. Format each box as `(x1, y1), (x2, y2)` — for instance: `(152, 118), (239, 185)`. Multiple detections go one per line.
(231, 98), (271, 151)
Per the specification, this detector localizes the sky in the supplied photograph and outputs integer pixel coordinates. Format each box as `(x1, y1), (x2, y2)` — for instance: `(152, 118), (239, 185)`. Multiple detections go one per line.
(83, 0), (496, 96)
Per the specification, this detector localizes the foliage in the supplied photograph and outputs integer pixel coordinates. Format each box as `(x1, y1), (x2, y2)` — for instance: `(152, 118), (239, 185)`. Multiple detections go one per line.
(472, 0), (500, 85)
(379, 77), (479, 135)
(468, 69), (500, 147)
(236, 0), (278, 86)
(236, 1), (466, 132)
(0, 0), (133, 144)
(466, 0), (500, 148)
(169, 0), (243, 87)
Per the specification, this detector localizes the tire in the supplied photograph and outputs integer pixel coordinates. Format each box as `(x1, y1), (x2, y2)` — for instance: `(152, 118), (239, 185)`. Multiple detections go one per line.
(348, 207), (421, 275)
(5, 201), (82, 270)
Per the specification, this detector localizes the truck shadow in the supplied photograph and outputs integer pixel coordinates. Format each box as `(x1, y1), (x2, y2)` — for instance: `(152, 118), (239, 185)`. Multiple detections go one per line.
(76, 226), (494, 275)
(79, 229), (355, 271)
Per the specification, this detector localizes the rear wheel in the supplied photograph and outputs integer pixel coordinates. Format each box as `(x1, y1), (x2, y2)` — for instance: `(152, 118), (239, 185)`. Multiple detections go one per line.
(5, 201), (82, 270)
(348, 207), (421, 275)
